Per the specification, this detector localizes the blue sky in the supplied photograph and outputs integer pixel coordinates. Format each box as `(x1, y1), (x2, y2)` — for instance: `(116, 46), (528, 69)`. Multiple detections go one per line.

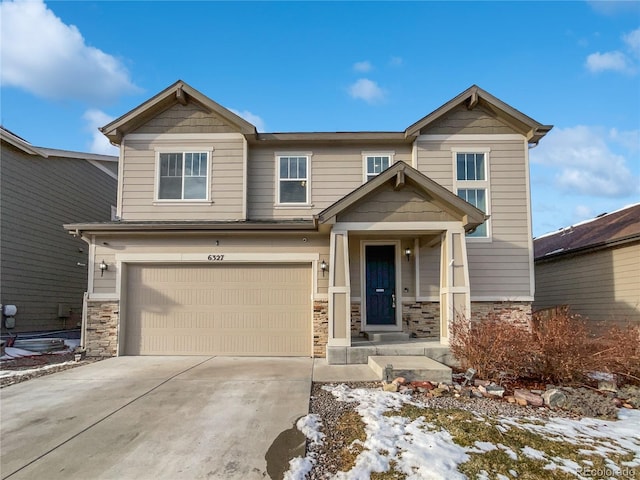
(1, 0), (638, 237)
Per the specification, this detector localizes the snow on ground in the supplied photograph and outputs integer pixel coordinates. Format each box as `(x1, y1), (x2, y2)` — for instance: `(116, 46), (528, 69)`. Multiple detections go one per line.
(0, 361), (78, 379)
(284, 414), (326, 480)
(283, 384), (640, 479)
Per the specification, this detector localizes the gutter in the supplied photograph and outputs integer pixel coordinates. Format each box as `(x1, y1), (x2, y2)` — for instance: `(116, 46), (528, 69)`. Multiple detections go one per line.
(64, 221), (319, 236)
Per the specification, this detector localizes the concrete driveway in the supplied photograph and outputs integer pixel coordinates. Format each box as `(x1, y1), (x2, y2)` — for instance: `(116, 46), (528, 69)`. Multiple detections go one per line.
(1, 356), (313, 480)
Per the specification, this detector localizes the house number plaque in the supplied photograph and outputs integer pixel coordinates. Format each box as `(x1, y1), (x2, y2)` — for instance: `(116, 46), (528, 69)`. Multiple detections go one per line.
(207, 254), (225, 261)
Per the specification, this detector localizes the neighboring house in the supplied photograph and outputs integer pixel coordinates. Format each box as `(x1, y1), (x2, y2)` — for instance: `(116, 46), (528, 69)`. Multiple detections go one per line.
(65, 80), (551, 361)
(534, 204), (640, 326)
(0, 127), (118, 333)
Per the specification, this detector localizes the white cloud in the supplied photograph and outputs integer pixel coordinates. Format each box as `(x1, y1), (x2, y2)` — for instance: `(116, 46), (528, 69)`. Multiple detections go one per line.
(585, 51), (632, 73)
(348, 78), (385, 103)
(623, 28), (640, 56)
(83, 109), (118, 155)
(353, 61), (373, 73)
(0, 0), (138, 103)
(609, 128), (640, 152)
(574, 204), (594, 220)
(588, 0), (640, 16)
(585, 28), (640, 74)
(530, 125), (639, 198)
(230, 109), (266, 132)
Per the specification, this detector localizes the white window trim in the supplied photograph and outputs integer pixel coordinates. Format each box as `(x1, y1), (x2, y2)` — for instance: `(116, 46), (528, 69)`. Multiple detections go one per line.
(451, 147), (492, 242)
(362, 151), (395, 183)
(275, 152), (312, 206)
(154, 147), (213, 203)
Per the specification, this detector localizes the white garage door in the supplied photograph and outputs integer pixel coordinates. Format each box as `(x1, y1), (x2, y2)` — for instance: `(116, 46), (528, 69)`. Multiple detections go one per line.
(124, 264), (312, 356)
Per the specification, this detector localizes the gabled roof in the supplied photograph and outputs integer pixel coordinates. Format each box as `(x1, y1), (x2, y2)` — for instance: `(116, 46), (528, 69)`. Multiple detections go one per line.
(317, 161), (487, 231)
(404, 85), (553, 144)
(100, 80), (257, 144)
(1, 126), (45, 156)
(534, 204), (640, 261)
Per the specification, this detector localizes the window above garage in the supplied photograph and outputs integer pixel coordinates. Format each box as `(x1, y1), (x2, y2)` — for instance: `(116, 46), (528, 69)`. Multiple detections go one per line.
(154, 148), (213, 203)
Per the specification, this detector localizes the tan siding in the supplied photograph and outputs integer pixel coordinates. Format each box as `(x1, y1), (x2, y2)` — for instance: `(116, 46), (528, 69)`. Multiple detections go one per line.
(419, 241), (441, 298)
(337, 183), (459, 223)
(247, 145), (412, 219)
(417, 137), (532, 298)
(419, 104), (516, 135)
(0, 143), (117, 331)
(132, 103), (237, 134)
(534, 243), (640, 325)
(120, 137), (244, 221)
(91, 233), (329, 296)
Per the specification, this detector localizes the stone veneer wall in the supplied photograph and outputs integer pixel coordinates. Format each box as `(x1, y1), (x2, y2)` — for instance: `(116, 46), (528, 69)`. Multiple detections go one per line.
(403, 302), (440, 339)
(85, 300), (119, 357)
(470, 301), (532, 328)
(313, 300), (328, 357)
(350, 303), (362, 335)
(347, 300), (532, 339)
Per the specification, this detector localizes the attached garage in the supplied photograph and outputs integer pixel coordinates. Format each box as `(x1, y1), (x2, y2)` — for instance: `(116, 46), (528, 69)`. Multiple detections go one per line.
(123, 263), (312, 356)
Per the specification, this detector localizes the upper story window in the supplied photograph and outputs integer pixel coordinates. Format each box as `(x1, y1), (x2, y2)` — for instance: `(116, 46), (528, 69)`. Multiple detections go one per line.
(453, 149), (490, 239)
(277, 155), (310, 205)
(157, 151), (209, 201)
(363, 152), (394, 182)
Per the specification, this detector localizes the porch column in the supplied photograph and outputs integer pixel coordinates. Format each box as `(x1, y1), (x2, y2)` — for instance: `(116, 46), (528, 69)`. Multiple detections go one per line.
(439, 227), (471, 344)
(327, 229), (351, 346)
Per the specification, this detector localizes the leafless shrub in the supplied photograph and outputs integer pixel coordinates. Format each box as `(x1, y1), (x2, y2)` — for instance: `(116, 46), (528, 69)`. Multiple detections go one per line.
(450, 307), (640, 386)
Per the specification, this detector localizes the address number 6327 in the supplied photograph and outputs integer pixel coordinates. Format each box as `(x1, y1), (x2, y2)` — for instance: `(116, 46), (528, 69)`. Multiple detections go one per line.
(207, 254), (225, 261)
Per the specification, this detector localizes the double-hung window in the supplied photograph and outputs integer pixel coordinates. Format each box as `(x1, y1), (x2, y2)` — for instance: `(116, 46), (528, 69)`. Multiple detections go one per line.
(363, 152), (394, 182)
(157, 151), (209, 201)
(278, 155), (310, 204)
(454, 150), (490, 238)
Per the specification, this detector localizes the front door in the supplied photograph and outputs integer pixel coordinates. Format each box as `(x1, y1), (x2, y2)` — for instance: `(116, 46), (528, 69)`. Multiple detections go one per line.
(365, 245), (396, 326)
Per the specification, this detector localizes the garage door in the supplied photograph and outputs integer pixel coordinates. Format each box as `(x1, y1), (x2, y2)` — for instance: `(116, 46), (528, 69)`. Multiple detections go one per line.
(124, 264), (311, 356)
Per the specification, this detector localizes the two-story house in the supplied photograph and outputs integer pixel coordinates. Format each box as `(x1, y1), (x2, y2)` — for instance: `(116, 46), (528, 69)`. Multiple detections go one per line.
(65, 80), (551, 362)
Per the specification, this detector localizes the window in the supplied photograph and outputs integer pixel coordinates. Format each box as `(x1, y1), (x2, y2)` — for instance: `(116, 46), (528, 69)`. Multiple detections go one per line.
(454, 150), (490, 238)
(363, 153), (393, 182)
(278, 155), (309, 204)
(158, 152), (208, 200)
(458, 189), (487, 237)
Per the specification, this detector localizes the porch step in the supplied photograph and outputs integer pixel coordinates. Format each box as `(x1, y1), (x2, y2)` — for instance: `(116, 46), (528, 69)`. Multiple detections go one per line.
(364, 331), (410, 342)
(368, 355), (452, 383)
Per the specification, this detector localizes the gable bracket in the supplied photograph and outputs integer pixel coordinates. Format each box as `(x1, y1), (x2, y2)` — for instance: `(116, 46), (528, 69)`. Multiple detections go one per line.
(466, 90), (479, 110)
(176, 86), (188, 105)
(394, 169), (406, 190)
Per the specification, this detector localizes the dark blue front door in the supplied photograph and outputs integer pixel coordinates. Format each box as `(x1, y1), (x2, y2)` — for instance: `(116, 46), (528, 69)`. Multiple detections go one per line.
(365, 245), (396, 326)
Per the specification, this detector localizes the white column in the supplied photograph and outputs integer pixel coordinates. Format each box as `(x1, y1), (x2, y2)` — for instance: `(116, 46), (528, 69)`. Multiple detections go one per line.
(327, 230), (351, 346)
(439, 227), (471, 344)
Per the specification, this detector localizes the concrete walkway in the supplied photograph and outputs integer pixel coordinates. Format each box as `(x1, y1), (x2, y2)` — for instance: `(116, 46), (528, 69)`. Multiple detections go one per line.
(1, 357), (313, 480)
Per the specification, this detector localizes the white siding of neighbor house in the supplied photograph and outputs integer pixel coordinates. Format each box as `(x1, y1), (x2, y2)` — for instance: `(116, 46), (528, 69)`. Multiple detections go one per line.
(417, 136), (532, 299)
(534, 242), (640, 325)
(247, 145), (413, 219)
(120, 136), (244, 221)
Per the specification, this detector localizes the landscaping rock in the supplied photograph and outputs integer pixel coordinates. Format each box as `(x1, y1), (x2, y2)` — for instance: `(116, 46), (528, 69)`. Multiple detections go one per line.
(542, 389), (567, 408)
(383, 383), (398, 392)
(410, 381), (434, 390)
(559, 387), (618, 419)
(598, 379), (617, 393)
(474, 379), (490, 387)
(506, 396), (516, 404)
(485, 384), (505, 398)
(516, 398), (528, 406)
(393, 377), (406, 385)
(514, 389), (543, 407)
(617, 385), (640, 408)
